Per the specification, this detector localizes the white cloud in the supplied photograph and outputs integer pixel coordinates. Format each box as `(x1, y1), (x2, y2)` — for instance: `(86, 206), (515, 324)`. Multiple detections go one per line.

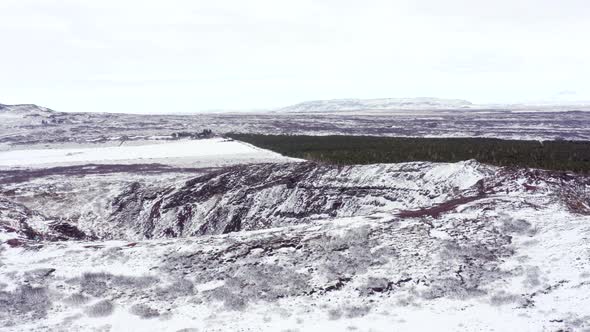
(0, 0), (589, 112)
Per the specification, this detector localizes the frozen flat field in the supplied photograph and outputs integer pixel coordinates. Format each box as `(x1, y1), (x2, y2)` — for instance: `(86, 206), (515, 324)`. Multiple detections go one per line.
(0, 138), (296, 168)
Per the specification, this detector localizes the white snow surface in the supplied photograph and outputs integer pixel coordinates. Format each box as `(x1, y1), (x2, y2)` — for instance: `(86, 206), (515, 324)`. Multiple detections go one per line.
(0, 138), (296, 168)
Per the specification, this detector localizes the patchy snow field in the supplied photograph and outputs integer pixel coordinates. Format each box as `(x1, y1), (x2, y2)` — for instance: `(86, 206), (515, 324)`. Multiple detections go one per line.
(0, 138), (297, 168)
(1, 160), (589, 331)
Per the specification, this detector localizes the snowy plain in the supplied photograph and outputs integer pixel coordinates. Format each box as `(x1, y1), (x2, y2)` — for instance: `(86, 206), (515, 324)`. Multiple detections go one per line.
(0, 138), (296, 168)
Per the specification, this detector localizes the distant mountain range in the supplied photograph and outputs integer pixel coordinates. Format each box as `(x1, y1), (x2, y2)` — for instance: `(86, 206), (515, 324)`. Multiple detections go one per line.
(277, 97), (474, 112)
(275, 97), (590, 113)
(4, 97), (590, 115)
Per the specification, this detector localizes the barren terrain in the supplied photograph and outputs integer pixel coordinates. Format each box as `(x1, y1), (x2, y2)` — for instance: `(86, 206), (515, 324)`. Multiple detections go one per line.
(1, 102), (590, 331)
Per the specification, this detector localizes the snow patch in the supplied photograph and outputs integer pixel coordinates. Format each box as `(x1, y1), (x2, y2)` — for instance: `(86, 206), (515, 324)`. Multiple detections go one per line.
(0, 138), (295, 167)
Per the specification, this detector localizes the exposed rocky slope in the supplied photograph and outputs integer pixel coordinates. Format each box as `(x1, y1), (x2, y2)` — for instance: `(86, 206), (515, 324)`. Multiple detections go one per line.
(1, 161), (589, 331)
(2, 161), (489, 241)
(3, 160), (589, 243)
(105, 161), (487, 239)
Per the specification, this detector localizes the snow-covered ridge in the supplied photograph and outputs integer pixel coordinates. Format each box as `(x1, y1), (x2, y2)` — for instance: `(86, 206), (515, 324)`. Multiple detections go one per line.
(278, 97), (474, 112)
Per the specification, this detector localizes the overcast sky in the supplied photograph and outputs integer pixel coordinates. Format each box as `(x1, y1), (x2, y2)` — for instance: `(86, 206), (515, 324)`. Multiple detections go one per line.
(1, 0), (589, 113)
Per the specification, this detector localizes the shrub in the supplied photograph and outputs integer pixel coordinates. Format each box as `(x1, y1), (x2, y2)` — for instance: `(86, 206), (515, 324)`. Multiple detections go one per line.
(63, 293), (91, 306)
(129, 304), (160, 319)
(85, 300), (114, 317)
(0, 285), (50, 319)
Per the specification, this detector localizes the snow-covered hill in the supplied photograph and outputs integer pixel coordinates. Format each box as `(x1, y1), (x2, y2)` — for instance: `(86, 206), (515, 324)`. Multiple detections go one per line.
(0, 103), (55, 115)
(0, 103), (56, 122)
(278, 97), (474, 112)
(1, 160), (589, 331)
